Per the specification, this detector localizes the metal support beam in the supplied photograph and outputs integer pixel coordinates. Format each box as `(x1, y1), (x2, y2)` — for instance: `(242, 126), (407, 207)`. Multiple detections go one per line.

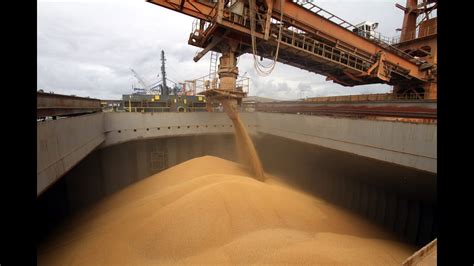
(263, 0), (274, 40)
(272, 0), (425, 80)
(193, 36), (223, 62)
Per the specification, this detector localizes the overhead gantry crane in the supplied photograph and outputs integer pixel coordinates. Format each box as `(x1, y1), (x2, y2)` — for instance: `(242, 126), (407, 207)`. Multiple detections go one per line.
(146, 0), (437, 104)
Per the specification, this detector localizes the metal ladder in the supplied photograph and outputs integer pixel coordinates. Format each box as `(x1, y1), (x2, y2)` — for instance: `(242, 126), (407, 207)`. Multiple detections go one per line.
(209, 51), (219, 80)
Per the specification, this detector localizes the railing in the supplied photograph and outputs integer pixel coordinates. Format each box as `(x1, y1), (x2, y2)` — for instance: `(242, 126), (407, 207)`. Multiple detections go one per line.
(293, 0), (356, 30)
(188, 72), (250, 95)
(254, 101), (437, 120)
(191, 0), (428, 79)
(292, 0), (423, 65)
(292, 0), (392, 43)
(216, 4), (377, 74)
(125, 107), (170, 112)
(224, 5), (267, 34)
(304, 93), (428, 103)
(392, 25), (437, 44)
(236, 76), (250, 94)
(189, 107), (208, 112)
(196, 0), (373, 70)
(191, 18), (214, 39)
(219, 1), (419, 70)
(367, 31), (401, 45)
(124, 106), (208, 113)
(190, 18), (217, 58)
(272, 25), (374, 72)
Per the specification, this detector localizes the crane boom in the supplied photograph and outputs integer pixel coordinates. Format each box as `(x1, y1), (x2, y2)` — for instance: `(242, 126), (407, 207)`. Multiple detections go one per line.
(130, 68), (151, 94)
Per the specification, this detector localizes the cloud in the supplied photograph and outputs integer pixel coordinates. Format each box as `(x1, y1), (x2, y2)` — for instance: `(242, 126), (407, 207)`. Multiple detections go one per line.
(38, 0), (400, 100)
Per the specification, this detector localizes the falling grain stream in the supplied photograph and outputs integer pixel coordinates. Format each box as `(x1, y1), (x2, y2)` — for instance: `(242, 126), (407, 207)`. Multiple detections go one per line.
(222, 99), (265, 181)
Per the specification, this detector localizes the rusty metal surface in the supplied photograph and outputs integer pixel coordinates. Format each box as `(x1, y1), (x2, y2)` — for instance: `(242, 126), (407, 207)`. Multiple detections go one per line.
(304, 93), (432, 102)
(199, 88), (247, 99)
(255, 100), (437, 120)
(146, 0), (436, 101)
(37, 92), (102, 118)
(148, 0), (422, 75)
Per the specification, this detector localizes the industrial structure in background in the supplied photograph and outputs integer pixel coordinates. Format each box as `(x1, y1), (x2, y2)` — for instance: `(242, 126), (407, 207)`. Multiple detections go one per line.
(37, 90), (102, 120)
(38, 0), (437, 119)
(147, 0), (437, 108)
(123, 50), (208, 112)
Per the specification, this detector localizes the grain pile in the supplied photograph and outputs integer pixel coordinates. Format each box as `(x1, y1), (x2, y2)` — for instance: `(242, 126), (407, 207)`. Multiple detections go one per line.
(38, 156), (415, 265)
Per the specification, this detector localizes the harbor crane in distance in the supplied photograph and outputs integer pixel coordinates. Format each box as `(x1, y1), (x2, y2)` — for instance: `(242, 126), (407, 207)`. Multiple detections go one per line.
(130, 68), (161, 95)
(130, 68), (152, 94)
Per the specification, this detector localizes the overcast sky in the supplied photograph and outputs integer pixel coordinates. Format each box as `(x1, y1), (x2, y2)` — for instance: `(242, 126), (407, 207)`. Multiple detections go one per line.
(38, 0), (407, 100)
